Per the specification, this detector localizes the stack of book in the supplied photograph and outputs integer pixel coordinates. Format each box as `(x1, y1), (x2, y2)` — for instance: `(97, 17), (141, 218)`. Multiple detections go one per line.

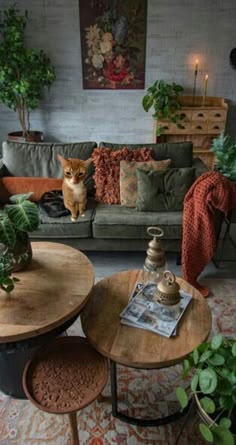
(120, 282), (192, 338)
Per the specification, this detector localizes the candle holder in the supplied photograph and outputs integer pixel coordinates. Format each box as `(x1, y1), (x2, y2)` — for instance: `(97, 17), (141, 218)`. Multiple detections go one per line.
(143, 226), (166, 286)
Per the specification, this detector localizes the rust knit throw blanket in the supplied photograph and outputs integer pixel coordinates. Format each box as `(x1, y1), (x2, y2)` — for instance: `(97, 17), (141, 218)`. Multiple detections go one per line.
(182, 171), (236, 297)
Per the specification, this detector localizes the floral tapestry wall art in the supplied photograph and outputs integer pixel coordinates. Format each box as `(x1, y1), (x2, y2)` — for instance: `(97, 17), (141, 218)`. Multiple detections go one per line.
(79, 0), (147, 89)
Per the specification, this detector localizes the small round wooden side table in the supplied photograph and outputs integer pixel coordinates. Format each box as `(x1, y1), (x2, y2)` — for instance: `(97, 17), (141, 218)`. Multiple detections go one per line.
(23, 336), (108, 445)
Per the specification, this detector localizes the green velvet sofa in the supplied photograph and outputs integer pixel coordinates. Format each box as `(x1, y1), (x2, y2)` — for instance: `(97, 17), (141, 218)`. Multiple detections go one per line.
(0, 140), (208, 252)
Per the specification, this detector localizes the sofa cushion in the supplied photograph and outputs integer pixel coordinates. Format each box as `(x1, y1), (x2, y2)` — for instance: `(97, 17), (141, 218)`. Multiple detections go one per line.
(31, 199), (96, 239)
(2, 141), (97, 195)
(92, 146), (152, 204)
(136, 167), (196, 211)
(0, 177), (63, 203)
(120, 159), (171, 207)
(92, 203), (183, 239)
(99, 141), (193, 167)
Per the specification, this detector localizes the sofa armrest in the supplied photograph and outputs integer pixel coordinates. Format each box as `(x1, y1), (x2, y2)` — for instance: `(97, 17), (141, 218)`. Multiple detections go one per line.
(192, 157), (209, 179)
(0, 158), (8, 178)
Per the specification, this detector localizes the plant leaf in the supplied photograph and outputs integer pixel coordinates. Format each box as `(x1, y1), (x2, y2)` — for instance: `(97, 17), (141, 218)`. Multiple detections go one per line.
(232, 342), (236, 357)
(6, 200), (39, 232)
(191, 373), (199, 392)
(182, 359), (190, 379)
(193, 348), (199, 364)
(208, 353), (225, 366)
(227, 356), (236, 371)
(142, 95), (153, 112)
(211, 334), (223, 350)
(219, 418), (231, 429)
(199, 368), (217, 394)
(199, 350), (212, 363)
(212, 426), (234, 445)
(217, 378), (233, 395)
(176, 387), (188, 409)
(200, 396), (216, 414)
(199, 423), (214, 442)
(219, 395), (234, 411)
(0, 216), (16, 247)
(9, 193), (33, 203)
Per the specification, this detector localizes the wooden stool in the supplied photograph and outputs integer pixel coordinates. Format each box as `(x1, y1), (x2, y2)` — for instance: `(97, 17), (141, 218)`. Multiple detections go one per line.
(22, 336), (108, 445)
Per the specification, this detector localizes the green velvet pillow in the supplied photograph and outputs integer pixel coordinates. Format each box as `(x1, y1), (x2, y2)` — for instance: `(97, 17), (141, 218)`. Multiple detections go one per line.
(136, 167), (195, 211)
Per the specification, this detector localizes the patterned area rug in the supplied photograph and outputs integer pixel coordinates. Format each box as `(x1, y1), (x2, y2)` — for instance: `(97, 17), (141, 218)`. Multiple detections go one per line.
(0, 278), (235, 445)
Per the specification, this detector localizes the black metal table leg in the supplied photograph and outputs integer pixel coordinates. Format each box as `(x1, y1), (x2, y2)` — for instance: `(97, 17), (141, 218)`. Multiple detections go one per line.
(109, 359), (191, 427)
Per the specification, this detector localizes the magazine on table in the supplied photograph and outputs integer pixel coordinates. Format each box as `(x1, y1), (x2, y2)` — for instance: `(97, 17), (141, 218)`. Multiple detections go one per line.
(120, 281), (192, 338)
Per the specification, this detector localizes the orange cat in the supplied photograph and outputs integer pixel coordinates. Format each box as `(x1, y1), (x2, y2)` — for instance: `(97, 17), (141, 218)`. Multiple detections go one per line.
(57, 154), (92, 221)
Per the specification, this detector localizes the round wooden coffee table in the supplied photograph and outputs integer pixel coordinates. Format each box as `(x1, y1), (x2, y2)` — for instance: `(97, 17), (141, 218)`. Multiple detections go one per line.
(81, 269), (212, 426)
(0, 242), (94, 398)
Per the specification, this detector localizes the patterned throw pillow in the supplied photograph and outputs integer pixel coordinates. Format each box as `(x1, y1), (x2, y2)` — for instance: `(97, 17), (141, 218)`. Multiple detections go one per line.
(120, 159), (172, 207)
(92, 147), (153, 204)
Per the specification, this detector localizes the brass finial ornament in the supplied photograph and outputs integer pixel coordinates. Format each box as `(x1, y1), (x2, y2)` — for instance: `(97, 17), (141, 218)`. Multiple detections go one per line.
(144, 227), (166, 271)
(155, 271), (181, 306)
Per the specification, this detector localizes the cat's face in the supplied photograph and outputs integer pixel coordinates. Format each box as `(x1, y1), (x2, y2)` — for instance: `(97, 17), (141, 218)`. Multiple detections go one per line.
(57, 154), (92, 185)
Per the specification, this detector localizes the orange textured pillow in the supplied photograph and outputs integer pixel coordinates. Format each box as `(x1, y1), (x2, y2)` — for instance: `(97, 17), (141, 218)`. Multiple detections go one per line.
(92, 147), (153, 204)
(0, 177), (63, 203)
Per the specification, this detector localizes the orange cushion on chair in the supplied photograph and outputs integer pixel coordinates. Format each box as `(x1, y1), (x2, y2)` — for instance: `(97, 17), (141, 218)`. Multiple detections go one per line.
(0, 177), (63, 203)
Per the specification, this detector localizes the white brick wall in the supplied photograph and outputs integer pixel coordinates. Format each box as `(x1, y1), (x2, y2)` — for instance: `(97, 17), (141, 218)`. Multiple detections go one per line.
(0, 0), (236, 147)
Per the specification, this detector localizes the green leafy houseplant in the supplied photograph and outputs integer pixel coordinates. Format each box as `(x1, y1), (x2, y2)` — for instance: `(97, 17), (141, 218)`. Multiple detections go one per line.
(0, 6), (56, 139)
(142, 80), (184, 136)
(0, 251), (19, 293)
(0, 193), (39, 270)
(176, 334), (236, 445)
(210, 132), (236, 181)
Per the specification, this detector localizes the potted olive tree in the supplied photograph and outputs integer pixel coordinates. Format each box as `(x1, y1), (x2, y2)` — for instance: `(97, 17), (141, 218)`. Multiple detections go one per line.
(0, 6), (56, 142)
(176, 334), (236, 445)
(142, 80), (184, 137)
(0, 193), (39, 271)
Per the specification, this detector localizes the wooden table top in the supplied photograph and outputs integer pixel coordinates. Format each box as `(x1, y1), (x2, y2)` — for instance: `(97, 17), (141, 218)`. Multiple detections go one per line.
(0, 242), (94, 343)
(81, 270), (212, 369)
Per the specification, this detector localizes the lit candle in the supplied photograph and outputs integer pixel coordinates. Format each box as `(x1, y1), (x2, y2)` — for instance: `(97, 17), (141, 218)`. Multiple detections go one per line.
(195, 59), (199, 73)
(202, 74), (208, 106)
(204, 74), (208, 96)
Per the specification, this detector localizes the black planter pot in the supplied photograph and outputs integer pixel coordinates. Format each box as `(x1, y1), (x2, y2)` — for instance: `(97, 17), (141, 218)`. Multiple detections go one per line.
(8, 131), (43, 143)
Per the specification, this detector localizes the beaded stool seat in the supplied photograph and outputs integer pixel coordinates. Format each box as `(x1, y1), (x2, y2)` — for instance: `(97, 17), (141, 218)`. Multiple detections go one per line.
(23, 336), (108, 445)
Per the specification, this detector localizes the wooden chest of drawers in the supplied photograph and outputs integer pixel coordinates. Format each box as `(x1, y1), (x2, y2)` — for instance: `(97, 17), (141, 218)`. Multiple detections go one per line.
(153, 96), (228, 169)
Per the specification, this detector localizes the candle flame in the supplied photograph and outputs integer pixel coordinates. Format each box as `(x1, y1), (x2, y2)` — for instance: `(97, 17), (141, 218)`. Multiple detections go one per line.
(205, 74), (208, 79)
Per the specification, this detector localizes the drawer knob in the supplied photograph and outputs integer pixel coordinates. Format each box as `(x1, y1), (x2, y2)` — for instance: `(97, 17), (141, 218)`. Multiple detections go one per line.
(214, 113), (221, 117)
(198, 113), (204, 117)
(180, 113), (186, 119)
(213, 125), (219, 129)
(163, 125), (169, 130)
(196, 125), (202, 129)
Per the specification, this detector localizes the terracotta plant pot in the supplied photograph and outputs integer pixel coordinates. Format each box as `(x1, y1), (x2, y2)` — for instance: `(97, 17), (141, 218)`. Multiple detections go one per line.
(8, 131), (43, 143)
